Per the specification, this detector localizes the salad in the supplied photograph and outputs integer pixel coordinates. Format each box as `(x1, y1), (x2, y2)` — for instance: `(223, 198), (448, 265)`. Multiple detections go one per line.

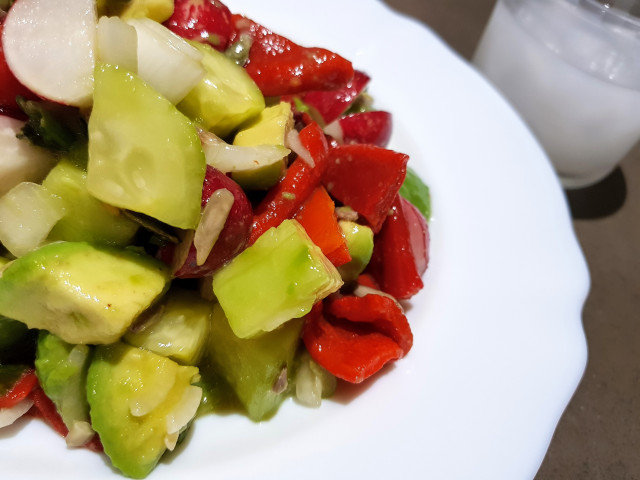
(0, 0), (431, 477)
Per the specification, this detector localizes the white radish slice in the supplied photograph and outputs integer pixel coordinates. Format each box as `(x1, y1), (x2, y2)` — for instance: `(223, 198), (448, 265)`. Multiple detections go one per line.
(96, 16), (138, 72)
(127, 18), (204, 104)
(0, 116), (56, 196)
(2, 0), (96, 107)
(0, 398), (33, 429)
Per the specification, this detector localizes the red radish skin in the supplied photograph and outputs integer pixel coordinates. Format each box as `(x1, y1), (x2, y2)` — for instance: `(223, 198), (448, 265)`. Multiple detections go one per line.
(0, 22), (37, 118)
(164, 0), (237, 51)
(400, 196), (429, 276)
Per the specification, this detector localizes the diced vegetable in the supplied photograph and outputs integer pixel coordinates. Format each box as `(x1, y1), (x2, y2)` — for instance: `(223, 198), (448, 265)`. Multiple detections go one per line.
(337, 221), (374, 282)
(96, 16), (139, 73)
(164, 0), (236, 50)
(399, 166), (432, 220)
(294, 350), (336, 408)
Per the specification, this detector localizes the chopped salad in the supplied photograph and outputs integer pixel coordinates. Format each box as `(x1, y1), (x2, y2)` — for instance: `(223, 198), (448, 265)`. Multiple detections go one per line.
(0, 0), (431, 477)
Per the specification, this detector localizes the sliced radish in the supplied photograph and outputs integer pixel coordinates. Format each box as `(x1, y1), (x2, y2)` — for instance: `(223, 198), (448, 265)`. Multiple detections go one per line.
(0, 116), (56, 195)
(127, 18), (204, 104)
(96, 16), (138, 72)
(2, 0), (96, 107)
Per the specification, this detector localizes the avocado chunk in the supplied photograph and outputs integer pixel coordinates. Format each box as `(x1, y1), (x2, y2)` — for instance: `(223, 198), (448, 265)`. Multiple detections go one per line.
(206, 304), (302, 421)
(231, 102), (293, 189)
(35, 332), (94, 447)
(178, 42), (265, 138)
(0, 242), (170, 345)
(87, 343), (202, 479)
(87, 63), (206, 230)
(399, 167), (431, 220)
(97, 0), (173, 22)
(124, 289), (211, 365)
(337, 221), (374, 282)
(44, 156), (139, 246)
(211, 219), (342, 339)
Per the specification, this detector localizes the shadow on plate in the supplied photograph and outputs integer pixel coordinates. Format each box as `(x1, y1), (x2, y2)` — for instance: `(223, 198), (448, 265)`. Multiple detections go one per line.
(565, 167), (627, 219)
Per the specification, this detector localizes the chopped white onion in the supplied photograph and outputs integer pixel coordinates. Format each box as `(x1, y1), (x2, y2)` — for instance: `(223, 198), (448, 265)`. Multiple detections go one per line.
(127, 18), (205, 104)
(172, 229), (195, 272)
(199, 130), (290, 174)
(165, 385), (202, 437)
(353, 285), (404, 312)
(65, 420), (95, 447)
(323, 120), (344, 144)
(164, 431), (179, 451)
(295, 359), (323, 408)
(96, 16), (138, 72)
(193, 188), (234, 266)
(0, 398), (33, 429)
(0, 182), (66, 257)
(285, 130), (315, 167)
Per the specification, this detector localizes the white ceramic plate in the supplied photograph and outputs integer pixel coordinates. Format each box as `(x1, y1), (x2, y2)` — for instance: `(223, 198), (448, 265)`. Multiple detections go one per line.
(0, 1), (589, 479)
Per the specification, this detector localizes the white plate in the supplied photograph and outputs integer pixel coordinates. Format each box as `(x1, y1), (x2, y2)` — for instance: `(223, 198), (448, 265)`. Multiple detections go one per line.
(0, 1), (589, 479)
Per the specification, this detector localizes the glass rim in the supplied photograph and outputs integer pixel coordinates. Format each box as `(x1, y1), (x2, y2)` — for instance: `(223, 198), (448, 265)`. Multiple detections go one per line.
(578, 0), (640, 27)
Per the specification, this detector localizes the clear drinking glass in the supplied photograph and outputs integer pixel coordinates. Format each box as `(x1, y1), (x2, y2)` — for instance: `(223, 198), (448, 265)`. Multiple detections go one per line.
(473, 0), (640, 188)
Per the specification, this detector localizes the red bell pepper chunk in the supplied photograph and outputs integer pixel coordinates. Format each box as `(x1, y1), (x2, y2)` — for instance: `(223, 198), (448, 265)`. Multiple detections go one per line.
(0, 368), (38, 409)
(357, 273), (380, 290)
(0, 22), (37, 119)
(323, 144), (408, 233)
(250, 122), (329, 244)
(232, 15), (354, 97)
(164, 0), (237, 51)
(367, 195), (427, 300)
(338, 111), (393, 148)
(293, 70), (370, 124)
(302, 294), (412, 384)
(294, 186), (351, 267)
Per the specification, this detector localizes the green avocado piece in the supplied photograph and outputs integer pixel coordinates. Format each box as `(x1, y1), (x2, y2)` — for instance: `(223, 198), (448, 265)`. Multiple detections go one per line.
(124, 289), (212, 365)
(211, 219), (343, 339)
(178, 42), (265, 138)
(35, 332), (94, 446)
(337, 221), (374, 282)
(87, 63), (206, 230)
(0, 242), (170, 345)
(206, 304), (302, 421)
(87, 343), (202, 479)
(44, 156), (139, 246)
(399, 167), (431, 220)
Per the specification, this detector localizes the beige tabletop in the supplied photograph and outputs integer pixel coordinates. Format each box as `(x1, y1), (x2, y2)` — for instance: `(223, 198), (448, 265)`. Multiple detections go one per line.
(382, 0), (640, 478)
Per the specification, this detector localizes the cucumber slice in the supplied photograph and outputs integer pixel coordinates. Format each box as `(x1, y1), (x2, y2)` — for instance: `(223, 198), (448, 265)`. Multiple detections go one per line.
(124, 289), (211, 365)
(206, 304), (302, 421)
(87, 63), (206, 229)
(87, 343), (201, 479)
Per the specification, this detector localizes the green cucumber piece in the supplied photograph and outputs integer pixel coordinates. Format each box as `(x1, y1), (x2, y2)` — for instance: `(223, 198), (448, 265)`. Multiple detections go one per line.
(178, 42), (265, 138)
(399, 167), (431, 220)
(0, 242), (170, 345)
(35, 332), (94, 446)
(87, 343), (201, 479)
(87, 63), (206, 229)
(337, 221), (374, 282)
(124, 289), (211, 365)
(206, 304), (302, 421)
(211, 219), (342, 338)
(44, 157), (139, 246)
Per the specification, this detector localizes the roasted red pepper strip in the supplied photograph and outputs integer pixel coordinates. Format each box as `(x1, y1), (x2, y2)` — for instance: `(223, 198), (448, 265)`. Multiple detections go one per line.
(323, 144), (408, 232)
(232, 15), (354, 97)
(302, 294), (412, 384)
(0, 369), (38, 409)
(250, 122), (329, 244)
(164, 0), (237, 51)
(294, 186), (351, 267)
(338, 111), (393, 148)
(367, 195), (425, 300)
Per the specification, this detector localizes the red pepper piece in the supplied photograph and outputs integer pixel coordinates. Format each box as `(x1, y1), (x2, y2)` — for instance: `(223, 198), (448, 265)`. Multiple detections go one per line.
(323, 144), (408, 232)
(367, 196), (425, 300)
(294, 186), (351, 267)
(249, 122), (329, 244)
(0, 369), (38, 409)
(294, 70), (370, 124)
(302, 294), (412, 384)
(232, 15), (354, 97)
(164, 0), (237, 51)
(357, 273), (380, 290)
(0, 22), (37, 119)
(339, 111), (393, 148)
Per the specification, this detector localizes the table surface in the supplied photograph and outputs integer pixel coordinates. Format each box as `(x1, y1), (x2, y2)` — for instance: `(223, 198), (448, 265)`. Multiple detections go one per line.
(382, 0), (640, 478)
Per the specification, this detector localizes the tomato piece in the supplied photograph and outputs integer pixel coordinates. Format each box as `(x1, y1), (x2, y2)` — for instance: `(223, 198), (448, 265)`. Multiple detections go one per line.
(232, 15), (354, 97)
(294, 186), (351, 267)
(0, 368), (38, 409)
(323, 144), (408, 232)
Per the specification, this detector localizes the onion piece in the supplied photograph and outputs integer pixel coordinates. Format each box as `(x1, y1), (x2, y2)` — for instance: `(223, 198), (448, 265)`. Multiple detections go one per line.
(65, 420), (95, 447)
(285, 130), (314, 167)
(126, 18), (204, 104)
(193, 188), (234, 266)
(0, 398), (33, 429)
(164, 384), (202, 451)
(96, 16), (138, 72)
(323, 120), (344, 144)
(353, 285), (404, 312)
(199, 130), (289, 174)
(295, 352), (337, 408)
(172, 229), (195, 273)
